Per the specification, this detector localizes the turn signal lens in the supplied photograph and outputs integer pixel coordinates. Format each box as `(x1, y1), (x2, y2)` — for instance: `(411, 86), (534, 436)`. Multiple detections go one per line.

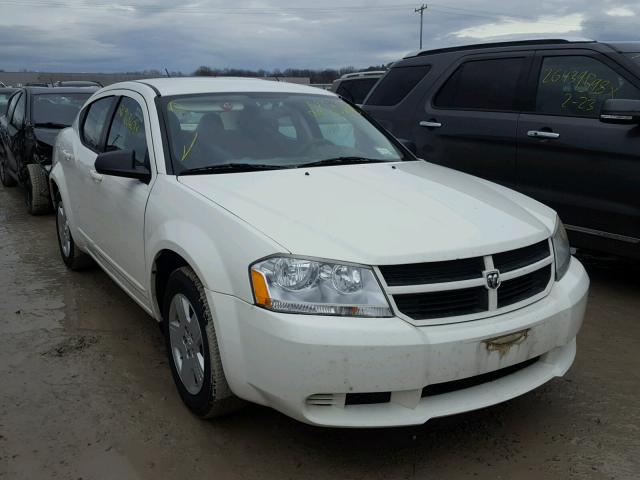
(251, 269), (272, 308)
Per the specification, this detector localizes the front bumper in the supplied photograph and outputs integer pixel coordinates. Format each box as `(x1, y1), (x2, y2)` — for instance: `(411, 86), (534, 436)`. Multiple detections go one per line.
(208, 258), (589, 427)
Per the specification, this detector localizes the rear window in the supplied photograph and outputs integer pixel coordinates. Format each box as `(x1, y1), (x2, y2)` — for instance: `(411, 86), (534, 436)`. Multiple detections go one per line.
(336, 77), (380, 104)
(434, 57), (526, 111)
(32, 93), (92, 127)
(365, 65), (431, 106)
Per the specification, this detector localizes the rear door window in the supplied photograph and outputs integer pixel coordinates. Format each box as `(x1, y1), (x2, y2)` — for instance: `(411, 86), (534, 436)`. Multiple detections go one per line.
(5, 92), (20, 121)
(535, 55), (640, 118)
(434, 57), (527, 111)
(10, 93), (26, 127)
(81, 96), (115, 151)
(336, 78), (380, 104)
(106, 96), (148, 165)
(365, 65), (431, 106)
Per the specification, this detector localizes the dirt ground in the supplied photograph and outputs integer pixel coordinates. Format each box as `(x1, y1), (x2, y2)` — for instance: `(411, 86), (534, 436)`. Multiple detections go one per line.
(0, 183), (638, 480)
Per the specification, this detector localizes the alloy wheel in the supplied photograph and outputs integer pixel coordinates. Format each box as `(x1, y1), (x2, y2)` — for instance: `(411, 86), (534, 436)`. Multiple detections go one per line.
(56, 202), (71, 257)
(168, 294), (206, 395)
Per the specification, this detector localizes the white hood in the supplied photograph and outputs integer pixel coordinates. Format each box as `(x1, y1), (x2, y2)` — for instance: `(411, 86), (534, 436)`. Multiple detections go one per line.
(178, 161), (557, 265)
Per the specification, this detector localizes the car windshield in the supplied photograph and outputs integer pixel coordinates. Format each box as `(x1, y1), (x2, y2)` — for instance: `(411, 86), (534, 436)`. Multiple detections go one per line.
(161, 92), (406, 173)
(624, 53), (640, 67)
(32, 93), (92, 127)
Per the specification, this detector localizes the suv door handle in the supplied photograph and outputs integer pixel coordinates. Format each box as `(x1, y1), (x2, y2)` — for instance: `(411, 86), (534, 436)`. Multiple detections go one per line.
(89, 169), (103, 183)
(527, 130), (560, 139)
(419, 120), (442, 128)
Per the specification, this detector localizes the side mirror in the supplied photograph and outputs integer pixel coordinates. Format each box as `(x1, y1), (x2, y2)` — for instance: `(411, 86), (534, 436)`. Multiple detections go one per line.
(95, 150), (151, 183)
(399, 138), (417, 155)
(600, 99), (640, 125)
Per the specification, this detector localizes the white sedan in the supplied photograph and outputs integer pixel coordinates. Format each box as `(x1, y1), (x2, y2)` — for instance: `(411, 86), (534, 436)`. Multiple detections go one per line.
(50, 78), (589, 427)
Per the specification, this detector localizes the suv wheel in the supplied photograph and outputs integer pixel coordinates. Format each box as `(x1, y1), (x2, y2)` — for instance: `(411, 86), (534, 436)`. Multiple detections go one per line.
(25, 164), (51, 215)
(55, 192), (93, 270)
(0, 157), (16, 187)
(163, 266), (244, 418)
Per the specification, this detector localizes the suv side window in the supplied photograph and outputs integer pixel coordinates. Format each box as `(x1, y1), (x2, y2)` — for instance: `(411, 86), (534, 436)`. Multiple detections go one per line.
(10, 93), (26, 127)
(535, 56), (640, 117)
(434, 57), (526, 111)
(106, 96), (148, 165)
(366, 65), (431, 106)
(81, 96), (115, 151)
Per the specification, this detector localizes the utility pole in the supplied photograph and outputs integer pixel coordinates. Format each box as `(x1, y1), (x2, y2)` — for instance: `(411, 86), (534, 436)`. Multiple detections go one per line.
(414, 4), (427, 50)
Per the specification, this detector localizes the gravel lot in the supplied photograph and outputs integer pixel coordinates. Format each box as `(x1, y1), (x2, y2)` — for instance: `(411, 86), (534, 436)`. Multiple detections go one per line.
(0, 183), (638, 480)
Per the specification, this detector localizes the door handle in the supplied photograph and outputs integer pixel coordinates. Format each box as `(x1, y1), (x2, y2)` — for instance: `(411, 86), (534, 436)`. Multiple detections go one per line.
(89, 169), (103, 183)
(419, 120), (442, 128)
(527, 130), (560, 139)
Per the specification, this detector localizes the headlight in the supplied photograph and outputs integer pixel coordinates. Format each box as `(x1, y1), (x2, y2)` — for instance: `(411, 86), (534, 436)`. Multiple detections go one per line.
(250, 256), (393, 317)
(552, 218), (571, 280)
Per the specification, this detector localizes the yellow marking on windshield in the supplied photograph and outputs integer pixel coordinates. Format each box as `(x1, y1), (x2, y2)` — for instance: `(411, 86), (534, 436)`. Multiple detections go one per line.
(181, 132), (198, 162)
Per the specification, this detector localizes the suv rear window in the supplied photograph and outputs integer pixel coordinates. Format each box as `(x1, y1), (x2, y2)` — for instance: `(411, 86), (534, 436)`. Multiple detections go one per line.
(365, 65), (431, 106)
(434, 57), (526, 111)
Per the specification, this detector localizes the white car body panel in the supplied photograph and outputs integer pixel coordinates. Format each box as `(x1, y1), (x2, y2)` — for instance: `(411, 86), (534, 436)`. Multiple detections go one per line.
(48, 77), (589, 427)
(178, 160), (555, 266)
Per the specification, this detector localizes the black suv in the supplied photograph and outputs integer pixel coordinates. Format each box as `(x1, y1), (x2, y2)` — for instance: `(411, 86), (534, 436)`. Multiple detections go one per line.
(0, 86), (97, 214)
(363, 39), (640, 258)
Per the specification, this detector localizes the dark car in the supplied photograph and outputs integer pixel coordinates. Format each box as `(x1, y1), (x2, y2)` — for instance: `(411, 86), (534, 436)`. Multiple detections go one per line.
(363, 38), (640, 258)
(331, 71), (385, 105)
(0, 86), (97, 214)
(54, 80), (103, 88)
(0, 88), (18, 115)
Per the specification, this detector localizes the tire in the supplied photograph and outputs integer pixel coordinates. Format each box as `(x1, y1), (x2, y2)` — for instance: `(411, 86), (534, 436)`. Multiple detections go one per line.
(0, 156), (16, 187)
(54, 192), (93, 270)
(25, 164), (52, 215)
(163, 266), (244, 418)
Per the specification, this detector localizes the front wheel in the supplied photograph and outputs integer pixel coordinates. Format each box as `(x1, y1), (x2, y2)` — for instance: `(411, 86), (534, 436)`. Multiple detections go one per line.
(55, 192), (93, 270)
(25, 164), (51, 215)
(163, 266), (244, 418)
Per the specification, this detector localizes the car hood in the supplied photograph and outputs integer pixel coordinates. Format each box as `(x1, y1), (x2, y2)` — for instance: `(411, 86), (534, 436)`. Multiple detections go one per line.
(178, 161), (557, 265)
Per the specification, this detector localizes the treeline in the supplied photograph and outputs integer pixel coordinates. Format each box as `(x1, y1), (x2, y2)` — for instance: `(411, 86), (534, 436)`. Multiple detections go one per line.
(192, 65), (388, 83)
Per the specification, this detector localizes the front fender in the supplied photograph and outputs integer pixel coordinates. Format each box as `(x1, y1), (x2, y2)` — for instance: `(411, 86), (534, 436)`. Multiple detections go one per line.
(145, 176), (288, 313)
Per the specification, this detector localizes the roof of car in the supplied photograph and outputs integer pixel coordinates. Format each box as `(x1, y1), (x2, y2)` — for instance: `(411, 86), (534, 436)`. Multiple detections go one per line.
(22, 86), (100, 94)
(339, 71), (386, 80)
(404, 37), (597, 58)
(111, 77), (335, 97)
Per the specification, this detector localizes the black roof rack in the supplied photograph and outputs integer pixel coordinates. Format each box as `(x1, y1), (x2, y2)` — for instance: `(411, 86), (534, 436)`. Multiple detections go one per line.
(410, 39), (594, 58)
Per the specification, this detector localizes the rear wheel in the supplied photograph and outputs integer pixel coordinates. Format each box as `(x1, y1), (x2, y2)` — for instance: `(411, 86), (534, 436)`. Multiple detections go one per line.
(25, 164), (51, 215)
(0, 156), (16, 187)
(163, 266), (244, 418)
(55, 192), (93, 270)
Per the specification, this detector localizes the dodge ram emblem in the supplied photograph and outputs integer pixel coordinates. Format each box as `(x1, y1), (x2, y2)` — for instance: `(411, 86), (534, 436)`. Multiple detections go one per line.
(485, 269), (501, 290)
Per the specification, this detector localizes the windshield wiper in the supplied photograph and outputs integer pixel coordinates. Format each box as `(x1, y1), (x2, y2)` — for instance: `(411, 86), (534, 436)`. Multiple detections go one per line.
(179, 163), (288, 176)
(296, 157), (390, 168)
(34, 122), (69, 129)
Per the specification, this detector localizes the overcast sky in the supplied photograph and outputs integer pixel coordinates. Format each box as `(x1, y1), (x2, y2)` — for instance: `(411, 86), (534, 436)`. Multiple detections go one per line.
(1, 0), (639, 73)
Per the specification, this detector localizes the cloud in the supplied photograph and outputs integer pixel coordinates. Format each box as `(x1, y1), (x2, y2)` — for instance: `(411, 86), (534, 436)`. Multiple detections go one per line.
(606, 7), (634, 17)
(0, 1), (638, 73)
(453, 14), (584, 39)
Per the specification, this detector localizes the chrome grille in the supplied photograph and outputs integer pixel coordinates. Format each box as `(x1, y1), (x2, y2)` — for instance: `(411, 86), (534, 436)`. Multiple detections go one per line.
(379, 240), (553, 324)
